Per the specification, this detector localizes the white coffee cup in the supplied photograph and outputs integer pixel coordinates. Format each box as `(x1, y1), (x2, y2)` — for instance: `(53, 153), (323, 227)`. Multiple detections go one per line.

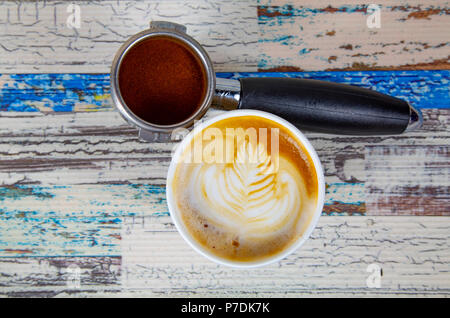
(166, 109), (325, 268)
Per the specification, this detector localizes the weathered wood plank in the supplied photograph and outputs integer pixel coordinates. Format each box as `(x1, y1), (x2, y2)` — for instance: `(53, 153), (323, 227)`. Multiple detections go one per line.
(0, 257), (121, 297)
(0, 183), (361, 256)
(0, 110), (446, 189)
(257, 0), (450, 71)
(0, 184), (169, 257)
(0, 108), (447, 256)
(0, 73), (111, 112)
(0, 0), (447, 298)
(0, 108), (447, 138)
(0, 0), (258, 73)
(1, 71), (448, 112)
(119, 216), (450, 297)
(0, 110), (447, 216)
(366, 145), (449, 215)
(0, 216), (448, 297)
(1, 1), (448, 73)
(0, 184), (359, 256)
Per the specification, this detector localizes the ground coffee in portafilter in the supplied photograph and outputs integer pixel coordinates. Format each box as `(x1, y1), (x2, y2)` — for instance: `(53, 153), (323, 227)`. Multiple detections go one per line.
(118, 36), (207, 125)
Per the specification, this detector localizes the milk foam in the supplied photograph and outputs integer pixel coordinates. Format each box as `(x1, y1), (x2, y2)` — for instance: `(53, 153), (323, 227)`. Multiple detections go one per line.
(184, 139), (307, 238)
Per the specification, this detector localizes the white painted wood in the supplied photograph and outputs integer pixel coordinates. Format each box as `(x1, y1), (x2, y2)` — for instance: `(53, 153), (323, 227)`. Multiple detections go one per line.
(0, 257), (121, 297)
(0, 110), (447, 217)
(120, 215), (450, 296)
(257, 0), (450, 71)
(1, 216), (448, 296)
(2, 0), (447, 73)
(0, 0), (258, 73)
(0, 0), (448, 298)
(366, 145), (449, 215)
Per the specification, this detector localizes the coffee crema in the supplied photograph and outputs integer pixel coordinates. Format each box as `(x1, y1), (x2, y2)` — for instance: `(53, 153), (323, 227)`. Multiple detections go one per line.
(118, 35), (207, 125)
(170, 116), (319, 263)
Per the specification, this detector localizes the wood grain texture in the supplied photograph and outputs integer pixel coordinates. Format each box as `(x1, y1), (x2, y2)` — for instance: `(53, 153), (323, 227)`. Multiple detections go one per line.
(258, 0), (450, 71)
(0, 184), (167, 257)
(366, 145), (449, 215)
(1, 71), (449, 113)
(0, 109), (447, 186)
(1, 1), (448, 73)
(0, 0), (259, 73)
(0, 109), (447, 258)
(0, 108), (447, 256)
(0, 257), (121, 297)
(119, 215), (450, 297)
(0, 216), (448, 297)
(0, 0), (449, 298)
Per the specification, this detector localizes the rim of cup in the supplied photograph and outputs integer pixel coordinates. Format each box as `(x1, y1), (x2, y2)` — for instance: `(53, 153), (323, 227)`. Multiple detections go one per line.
(166, 109), (325, 268)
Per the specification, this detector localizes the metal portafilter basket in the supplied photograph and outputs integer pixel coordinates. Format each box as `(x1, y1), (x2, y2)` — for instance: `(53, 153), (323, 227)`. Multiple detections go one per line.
(110, 21), (423, 141)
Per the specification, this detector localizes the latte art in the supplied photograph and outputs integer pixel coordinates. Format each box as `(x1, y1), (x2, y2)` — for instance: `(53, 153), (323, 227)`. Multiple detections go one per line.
(170, 115), (320, 263)
(187, 140), (305, 238)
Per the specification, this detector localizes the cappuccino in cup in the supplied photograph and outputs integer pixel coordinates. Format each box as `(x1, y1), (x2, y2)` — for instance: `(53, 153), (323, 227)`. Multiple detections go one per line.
(167, 110), (325, 267)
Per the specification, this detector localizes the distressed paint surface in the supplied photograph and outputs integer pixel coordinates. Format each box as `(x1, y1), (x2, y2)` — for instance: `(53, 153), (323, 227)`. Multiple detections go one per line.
(0, 257), (121, 297)
(366, 145), (449, 215)
(0, 0), (259, 73)
(0, 1), (448, 73)
(0, 184), (167, 257)
(0, 71), (449, 112)
(0, 216), (448, 297)
(120, 215), (450, 296)
(257, 0), (450, 71)
(0, 74), (111, 112)
(0, 182), (366, 256)
(0, 109), (448, 257)
(0, 0), (448, 297)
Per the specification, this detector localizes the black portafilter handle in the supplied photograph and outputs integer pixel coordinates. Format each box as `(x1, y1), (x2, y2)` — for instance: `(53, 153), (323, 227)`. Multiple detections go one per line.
(213, 77), (423, 135)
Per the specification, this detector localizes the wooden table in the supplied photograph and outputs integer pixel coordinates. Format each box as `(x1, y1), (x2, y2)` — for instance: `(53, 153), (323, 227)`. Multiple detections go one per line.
(0, 0), (448, 297)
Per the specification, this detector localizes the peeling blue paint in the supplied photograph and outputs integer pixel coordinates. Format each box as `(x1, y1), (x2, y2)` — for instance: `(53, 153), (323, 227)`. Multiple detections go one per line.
(0, 184), (169, 257)
(0, 73), (111, 112)
(0, 72), (448, 112)
(258, 4), (449, 20)
(0, 182), (366, 257)
(0, 185), (54, 201)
